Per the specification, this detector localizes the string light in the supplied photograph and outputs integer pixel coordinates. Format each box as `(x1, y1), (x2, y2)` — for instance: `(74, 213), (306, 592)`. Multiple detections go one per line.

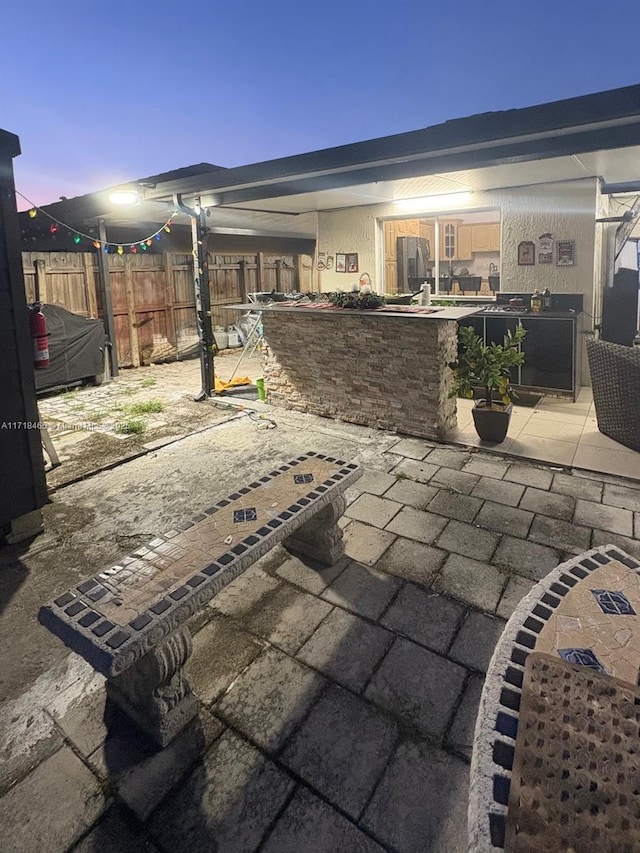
(16, 190), (178, 253)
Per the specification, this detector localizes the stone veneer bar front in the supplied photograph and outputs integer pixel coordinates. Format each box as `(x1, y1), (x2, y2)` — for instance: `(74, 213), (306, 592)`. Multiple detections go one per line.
(252, 303), (480, 441)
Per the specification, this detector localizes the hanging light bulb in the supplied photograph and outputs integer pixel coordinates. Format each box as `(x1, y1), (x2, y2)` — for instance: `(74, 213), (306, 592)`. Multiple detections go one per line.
(117, 245), (124, 255)
(164, 225), (171, 233)
(141, 242), (148, 251)
(73, 234), (81, 244)
(131, 245), (138, 254)
(28, 208), (37, 218)
(50, 223), (58, 234)
(93, 241), (101, 249)
(146, 239), (152, 246)
(104, 245), (110, 253)
(154, 234), (161, 241)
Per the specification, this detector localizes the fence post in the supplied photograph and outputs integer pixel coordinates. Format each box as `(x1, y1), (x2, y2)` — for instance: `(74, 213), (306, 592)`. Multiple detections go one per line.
(257, 252), (265, 291)
(239, 258), (247, 302)
(98, 219), (119, 378)
(34, 258), (46, 303)
(124, 256), (141, 367)
(164, 251), (178, 354)
(82, 253), (99, 318)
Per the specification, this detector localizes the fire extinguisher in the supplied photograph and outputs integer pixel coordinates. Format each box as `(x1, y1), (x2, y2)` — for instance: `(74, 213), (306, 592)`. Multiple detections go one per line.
(30, 302), (50, 369)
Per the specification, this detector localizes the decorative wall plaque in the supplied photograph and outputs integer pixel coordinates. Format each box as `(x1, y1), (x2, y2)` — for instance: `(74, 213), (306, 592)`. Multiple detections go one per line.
(538, 232), (554, 264)
(517, 241), (535, 266)
(556, 239), (576, 266)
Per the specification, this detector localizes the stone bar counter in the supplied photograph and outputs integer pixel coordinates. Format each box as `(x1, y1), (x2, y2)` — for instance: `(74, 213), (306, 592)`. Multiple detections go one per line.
(235, 302), (480, 441)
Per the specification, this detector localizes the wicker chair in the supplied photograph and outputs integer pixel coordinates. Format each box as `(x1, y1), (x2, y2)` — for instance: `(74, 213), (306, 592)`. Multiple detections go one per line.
(586, 337), (640, 452)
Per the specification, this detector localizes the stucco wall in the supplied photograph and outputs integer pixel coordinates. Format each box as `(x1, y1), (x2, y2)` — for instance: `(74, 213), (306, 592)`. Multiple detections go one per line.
(316, 208), (381, 291)
(316, 179), (600, 385)
(316, 180), (600, 306)
(497, 180), (598, 301)
(262, 312), (458, 440)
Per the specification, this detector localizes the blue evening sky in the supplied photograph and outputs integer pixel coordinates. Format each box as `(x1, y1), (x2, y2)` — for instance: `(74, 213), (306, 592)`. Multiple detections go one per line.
(2, 0), (639, 208)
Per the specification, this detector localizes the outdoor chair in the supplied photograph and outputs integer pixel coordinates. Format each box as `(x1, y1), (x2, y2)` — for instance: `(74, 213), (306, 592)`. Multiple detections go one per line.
(586, 336), (640, 452)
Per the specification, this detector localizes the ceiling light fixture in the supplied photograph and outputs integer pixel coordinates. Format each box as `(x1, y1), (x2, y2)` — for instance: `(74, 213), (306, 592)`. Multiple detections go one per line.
(394, 191), (473, 212)
(109, 189), (139, 206)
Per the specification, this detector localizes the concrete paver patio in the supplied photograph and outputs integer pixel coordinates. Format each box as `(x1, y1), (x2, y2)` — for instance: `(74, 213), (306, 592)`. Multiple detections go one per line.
(2, 365), (640, 852)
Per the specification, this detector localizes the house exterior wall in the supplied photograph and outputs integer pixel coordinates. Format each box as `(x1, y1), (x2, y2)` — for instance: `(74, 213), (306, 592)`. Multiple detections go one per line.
(496, 180), (598, 302)
(317, 179), (599, 299)
(316, 178), (601, 384)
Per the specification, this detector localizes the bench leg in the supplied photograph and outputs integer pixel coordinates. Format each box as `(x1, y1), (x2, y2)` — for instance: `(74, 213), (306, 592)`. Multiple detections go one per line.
(284, 494), (346, 565)
(106, 625), (198, 748)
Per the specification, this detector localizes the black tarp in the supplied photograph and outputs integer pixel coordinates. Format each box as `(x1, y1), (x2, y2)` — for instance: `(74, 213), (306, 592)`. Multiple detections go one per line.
(34, 304), (107, 392)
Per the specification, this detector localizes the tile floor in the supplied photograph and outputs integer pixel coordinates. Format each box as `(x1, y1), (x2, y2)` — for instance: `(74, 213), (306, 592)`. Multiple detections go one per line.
(452, 387), (640, 482)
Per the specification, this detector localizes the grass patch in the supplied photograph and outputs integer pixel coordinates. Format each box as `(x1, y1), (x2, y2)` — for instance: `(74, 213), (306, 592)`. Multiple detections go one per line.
(125, 400), (164, 416)
(120, 386), (136, 396)
(115, 419), (145, 435)
(140, 377), (157, 388)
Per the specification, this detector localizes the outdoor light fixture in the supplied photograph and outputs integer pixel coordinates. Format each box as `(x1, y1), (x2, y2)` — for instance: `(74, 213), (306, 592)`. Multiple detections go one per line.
(109, 189), (139, 206)
(394, 191), (473, 212)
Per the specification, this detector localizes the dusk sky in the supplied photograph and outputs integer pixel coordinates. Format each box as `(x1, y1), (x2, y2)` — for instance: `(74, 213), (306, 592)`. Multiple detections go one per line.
(3, 0), (640, 210)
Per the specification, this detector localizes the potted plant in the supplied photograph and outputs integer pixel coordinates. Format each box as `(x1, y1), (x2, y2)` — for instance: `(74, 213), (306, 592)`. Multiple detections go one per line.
(448, 323), (527, 442)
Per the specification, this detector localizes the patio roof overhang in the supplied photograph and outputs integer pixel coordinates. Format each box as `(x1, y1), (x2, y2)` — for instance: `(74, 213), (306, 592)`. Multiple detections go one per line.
(22, 83), (640, 240)
(141, 83), (640, 215)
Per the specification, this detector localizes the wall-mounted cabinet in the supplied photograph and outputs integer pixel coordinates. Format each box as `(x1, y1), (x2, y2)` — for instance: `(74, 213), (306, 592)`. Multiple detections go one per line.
(457, 225), (473, 261)
(471, 223), (500, 253)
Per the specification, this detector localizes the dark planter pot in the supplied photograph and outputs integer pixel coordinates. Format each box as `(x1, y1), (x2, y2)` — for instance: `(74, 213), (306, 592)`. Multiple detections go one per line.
(472, 401), (513, 443)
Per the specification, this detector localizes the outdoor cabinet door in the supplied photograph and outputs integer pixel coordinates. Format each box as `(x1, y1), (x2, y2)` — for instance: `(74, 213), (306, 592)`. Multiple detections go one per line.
(485, 316), (521, 386)
(520, 318), (574, 392)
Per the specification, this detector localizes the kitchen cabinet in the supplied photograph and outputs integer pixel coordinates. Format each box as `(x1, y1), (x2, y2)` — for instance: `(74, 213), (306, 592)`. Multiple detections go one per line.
(458, 312), (581, 399)
(520, 318), (574, 392)
(439, 219), (468, 261)
(471, 223), (500, 253)
(457, 225), (473, 260)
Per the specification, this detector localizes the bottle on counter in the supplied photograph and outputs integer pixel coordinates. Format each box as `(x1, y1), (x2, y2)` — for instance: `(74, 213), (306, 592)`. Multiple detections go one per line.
(531, 289), (542, 313)
(542, 287), (552, 311)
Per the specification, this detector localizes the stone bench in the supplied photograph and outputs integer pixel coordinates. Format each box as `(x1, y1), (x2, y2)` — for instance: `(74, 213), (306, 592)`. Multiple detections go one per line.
(468, 543), (640, 852)
(39, 451), (362, 747)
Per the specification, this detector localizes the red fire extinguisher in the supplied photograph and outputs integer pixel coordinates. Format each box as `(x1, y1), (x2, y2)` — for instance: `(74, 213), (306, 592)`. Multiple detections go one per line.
(30, 302), (50, 369)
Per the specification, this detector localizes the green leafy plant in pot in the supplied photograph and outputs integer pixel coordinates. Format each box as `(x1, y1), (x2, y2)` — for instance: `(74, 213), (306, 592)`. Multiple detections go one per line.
(448, 323), (527, 442)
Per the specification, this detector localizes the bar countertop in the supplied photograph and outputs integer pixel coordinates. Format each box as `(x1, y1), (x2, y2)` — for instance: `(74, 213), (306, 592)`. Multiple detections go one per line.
(227, 302), (482, 321)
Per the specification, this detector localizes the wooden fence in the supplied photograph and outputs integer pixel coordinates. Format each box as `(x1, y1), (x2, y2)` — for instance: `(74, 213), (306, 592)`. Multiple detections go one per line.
(22, 250), (314, 368)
